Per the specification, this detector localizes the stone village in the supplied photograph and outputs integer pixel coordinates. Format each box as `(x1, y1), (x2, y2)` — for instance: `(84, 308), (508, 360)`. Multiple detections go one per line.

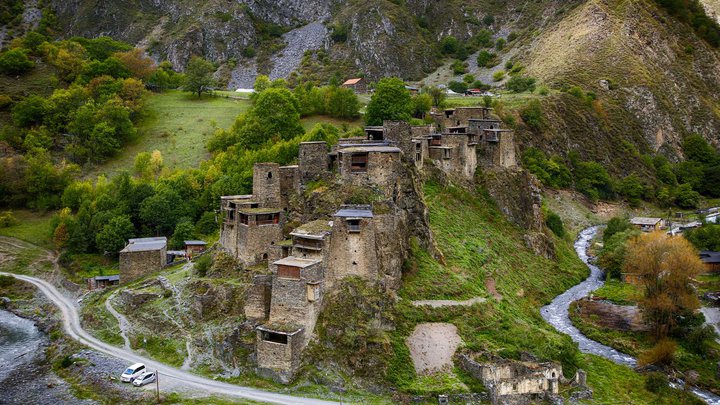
(117, 106), (575, 402)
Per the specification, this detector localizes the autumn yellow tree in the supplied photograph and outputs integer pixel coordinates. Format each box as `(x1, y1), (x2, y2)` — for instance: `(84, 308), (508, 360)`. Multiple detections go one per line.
(623, 232), (703, 338)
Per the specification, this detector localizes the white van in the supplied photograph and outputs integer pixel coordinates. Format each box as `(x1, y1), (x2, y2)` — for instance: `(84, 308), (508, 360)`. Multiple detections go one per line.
(120, 363), (146, 382)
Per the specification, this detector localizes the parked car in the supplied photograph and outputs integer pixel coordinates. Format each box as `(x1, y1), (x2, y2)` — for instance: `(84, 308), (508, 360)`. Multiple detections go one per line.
(120, 363), (146, 382)
(132, 371), (157, 387)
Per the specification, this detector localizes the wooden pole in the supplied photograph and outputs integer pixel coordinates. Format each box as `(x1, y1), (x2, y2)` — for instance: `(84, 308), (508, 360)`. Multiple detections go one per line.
(156, 370), (160, 403)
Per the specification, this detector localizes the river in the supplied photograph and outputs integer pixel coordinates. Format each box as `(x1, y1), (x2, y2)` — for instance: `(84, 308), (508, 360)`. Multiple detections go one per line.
(541, 226), (720, 405)
(0, 309), (44, 382)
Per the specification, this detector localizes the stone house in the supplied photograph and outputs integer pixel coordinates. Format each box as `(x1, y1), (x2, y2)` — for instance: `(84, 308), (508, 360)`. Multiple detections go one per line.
(119, 237), (167, 284)
(341, 77), (367, 93)
(326, 205), (378, 288)
(184, 240), (207, 257)
(460, 354), (562, 405)
(336, 145), (401, 191)
(431, 106), (493, 129)
(630, 217), (665, 232)
(477, 129), (517, 168)
(86, 274), (120, 290)
(255, 324), (305, 383)
(699, 251), (720, 273)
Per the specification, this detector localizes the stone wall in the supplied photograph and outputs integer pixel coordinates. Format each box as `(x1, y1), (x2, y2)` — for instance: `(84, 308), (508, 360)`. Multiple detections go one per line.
(279, 165), (300, 210)
(119, 248), (165, 284)
(338, 151), (400, 195)
(244, 275), (272, 320)
(253, 163), (282, 208)
(384, 120), (413, 159)
(236, 221), (284, 266)
(267, 261), (323, 329)
(478, 131), (517, 169)
(326, 216), (378, 288)
(298, 141), (329, 184)
(442, 134), (477, 179)
(255, 328), (304, 384)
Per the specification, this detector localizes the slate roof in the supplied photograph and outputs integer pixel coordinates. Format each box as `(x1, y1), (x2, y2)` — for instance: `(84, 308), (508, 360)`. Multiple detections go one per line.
(700, 251), (720, 264)
(334, 206), (374, 218)
(272, 256), (321, 268)
(121, 237), (167, 253)
(630, 217), (663, 226)
(342, 78), (363, 85)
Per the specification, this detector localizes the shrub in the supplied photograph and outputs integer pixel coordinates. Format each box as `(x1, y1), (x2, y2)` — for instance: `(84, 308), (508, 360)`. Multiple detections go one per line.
(0, 94), (12, 110)
(463, 74), (475, 84)
(604, 217), (630, 242)
(686, 325), (717, 355)
(674, 183), (700, 209)
(495, 38), (506, 50)
(492, 70), (505, 81)
(0, 49), (35, 75)
(476, 50), (496, 68)
(0, 211), (17, 227)
(507, 32), (518, 42)
(194, 211), (218, 235)
(645, 372), (668, 393)
(519, 100), (544, 131)
(545, 211), (565, 237)
(506, 75), (536, 93)
(194, 254), (212, 277)
(330, 24), (348, 42)
(447, 81), (467, 94)
(451, 60), (467, 75)
(537, 86), (550, 96)
(638, 339), (676, 366)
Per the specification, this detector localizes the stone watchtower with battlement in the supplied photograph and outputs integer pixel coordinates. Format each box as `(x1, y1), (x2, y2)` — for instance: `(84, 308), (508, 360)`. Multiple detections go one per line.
(253, 162), (282, 208)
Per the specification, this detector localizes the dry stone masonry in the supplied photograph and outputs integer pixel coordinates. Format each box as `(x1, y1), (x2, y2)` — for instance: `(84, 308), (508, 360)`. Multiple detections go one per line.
(216, 106), (519, 383)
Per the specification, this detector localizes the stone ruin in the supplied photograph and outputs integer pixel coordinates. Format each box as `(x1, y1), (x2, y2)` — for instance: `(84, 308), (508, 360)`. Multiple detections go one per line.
(218, 105), (519, 383)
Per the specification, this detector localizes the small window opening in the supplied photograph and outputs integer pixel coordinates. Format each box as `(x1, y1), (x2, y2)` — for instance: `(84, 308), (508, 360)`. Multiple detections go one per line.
(443, 149), (451, 159)
(347, 219), (361, 232)
(350, 153), (368, 173)
(262, 331), (288, 344)
(267, 172), (272, 179)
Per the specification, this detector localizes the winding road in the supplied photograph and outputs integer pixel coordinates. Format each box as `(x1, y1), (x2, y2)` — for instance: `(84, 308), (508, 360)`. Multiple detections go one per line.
(541, 226), (720, 405)
(0, 271), (338, 405)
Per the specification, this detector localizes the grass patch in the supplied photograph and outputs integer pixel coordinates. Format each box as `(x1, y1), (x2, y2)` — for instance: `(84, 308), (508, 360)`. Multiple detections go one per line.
(79, 288), (123, 347)
(300, 115), (363, 132)
(131, 332), (186, 367)
(593, 280), (641, 305)
(86, 90), (251, 178)
(0, 210), (55, 249)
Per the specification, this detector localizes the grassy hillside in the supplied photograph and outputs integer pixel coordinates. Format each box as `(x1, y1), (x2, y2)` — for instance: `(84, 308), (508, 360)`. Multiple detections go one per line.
(86, 91), (251, 178)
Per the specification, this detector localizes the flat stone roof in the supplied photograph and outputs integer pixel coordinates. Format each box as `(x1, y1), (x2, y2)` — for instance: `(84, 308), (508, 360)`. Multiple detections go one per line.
(339, 146), (401, 153)
(290, 219), (332, 238)
(429, 146), (453, 149)
(92, 275), (120, 281)
(237, 207), (282, 214)
(273, 256), (321, 268)
(221, 194), (253, 200)
(257, 324), (303, 335)
(468, 118), (501, 122)
(280, 165), (299, 169)
(483, 128), (513, 132)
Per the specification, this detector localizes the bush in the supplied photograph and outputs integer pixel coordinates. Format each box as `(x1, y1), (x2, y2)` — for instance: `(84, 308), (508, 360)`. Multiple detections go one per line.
(519, 100), (544, 131)
(638, 339), (676, 366)
(0, 49), (35, 75)
(495, 38), (506, 50)
(545, 211), (565, 237)
(492, 71), (505, 81)
(507, 32), (518, 42)
(194, 211), (218, 235)
(604, 217), (630, 242)
(194, 254), (212, 277)
(685, 325), (717, 355)
(0, 94), (12, 110)
(451, 60), (467, 75)
(644, 372), (668, 393)
(463, 74), (475, 84)
(0, 211), (17, 227)
(506, 75), (536, 93)
(476, 51), (496, 68)
(447, 81), (467, 94)
(674, 183), (700, 209)
(330, 24), (348, 43)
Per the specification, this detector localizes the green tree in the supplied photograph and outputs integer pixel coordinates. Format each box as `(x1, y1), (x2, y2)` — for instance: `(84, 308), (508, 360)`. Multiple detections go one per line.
(574, 161), (613, 201)
(139, 188), (184, 235)
(519, 100), (544, 131)
(447, 81), (467, 94)
(685, 224), (720, 251)
(183, 56), (215, 98)
(169, 218), (195, 249)
(674, 183), (700, 209)
(425, 86), (447, 107)
(326, 86), (360, 119)
(476, 50), (496, 68)
(249, 87), (304, 143)
(0, 49), (35, 75)
(683, 134), (717, 165)
(506, 75), (537, 93)
(96, 215), (135, 254)
(604, 217), (631, 242)
(545, 211), (565, 237)
(194, 211), (218, 235)
(365, 77), (412, 126)
(410, 93), (432, 119)
(618, 173), (645, 207)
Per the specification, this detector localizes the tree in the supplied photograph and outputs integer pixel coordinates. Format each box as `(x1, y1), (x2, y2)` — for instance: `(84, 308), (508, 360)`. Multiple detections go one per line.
(684, 224), (720, 251)
(364, 77), (412, 126)
(618, 173), (645, 207)
(683, 134), (718, 165)
(519, 100), (545, 131)
(139, 188), (184, 235)
(506, 75), (537, 93)
(476, 50), (496, 67)
(183, 56), (215, 98)
(0, 49), (35, 75)
(169, 218), (195, 249)
(96, 215), (135, 254)
(447, 81), (467, 94)
(674, 183), (700, 209)
(425, 86), (446, 107)
(248, 87), (304, 144)
(604, 217), (631, 242)
(114, 48), (156, 80)
(410, 93), (432, 119)
(623, 232), (703, 338)
(326, 86), (360, 119)
(545, 211), (565, 237)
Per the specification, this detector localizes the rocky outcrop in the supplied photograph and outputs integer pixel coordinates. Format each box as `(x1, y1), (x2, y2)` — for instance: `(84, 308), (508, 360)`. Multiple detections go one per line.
(482, 167), (556, 259)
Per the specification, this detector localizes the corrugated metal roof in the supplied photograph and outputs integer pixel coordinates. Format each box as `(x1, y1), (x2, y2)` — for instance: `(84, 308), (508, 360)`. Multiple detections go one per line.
(630, 217), (663, 225)
(334, 208), (373, 218)
(184, 240), (207, 245)
(339, 146), (401, 153)
(121, 237), (167, 253)
(92, 275), (119, 281)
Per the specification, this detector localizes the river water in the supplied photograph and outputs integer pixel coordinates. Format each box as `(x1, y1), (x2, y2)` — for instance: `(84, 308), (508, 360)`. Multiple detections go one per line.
(541, 226), (720, 405)
(0, 309), (44, 382)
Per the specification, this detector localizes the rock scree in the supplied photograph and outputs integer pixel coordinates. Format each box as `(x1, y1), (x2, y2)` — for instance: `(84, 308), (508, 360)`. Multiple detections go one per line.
(406, 322), (462, 375)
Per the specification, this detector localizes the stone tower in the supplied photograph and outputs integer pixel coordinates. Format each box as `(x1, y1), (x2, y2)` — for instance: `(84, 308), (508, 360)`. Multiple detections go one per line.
(253, 162), (281, 208)
(298, 141), (329, 184)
